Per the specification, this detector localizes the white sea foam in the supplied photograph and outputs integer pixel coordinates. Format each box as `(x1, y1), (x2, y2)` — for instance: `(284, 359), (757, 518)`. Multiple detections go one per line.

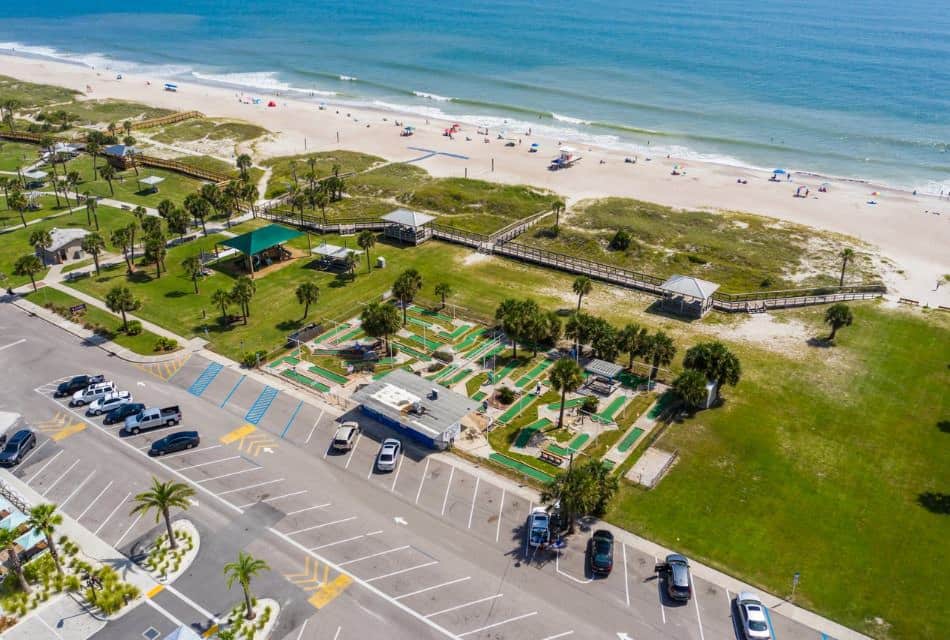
(190, 70), (336, 96)
(339, 75), (358, 81)
(413, 91), (453, 102)
(0, 41), (192, 77)
(551, 112), (590, 125)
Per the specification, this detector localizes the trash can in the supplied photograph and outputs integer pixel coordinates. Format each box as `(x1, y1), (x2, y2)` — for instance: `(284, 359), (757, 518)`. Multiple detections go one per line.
(377, 256), (386, 268)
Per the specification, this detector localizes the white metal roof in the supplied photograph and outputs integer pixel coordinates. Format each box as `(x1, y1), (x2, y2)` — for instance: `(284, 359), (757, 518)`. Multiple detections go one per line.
(138, 175), (164, 185)
(660, 275), (720, 300)
(23, 170), (48, 180)
(311, 242), (363, 259)
(382, 208), (435, 228)
(46, 227), (90, 251)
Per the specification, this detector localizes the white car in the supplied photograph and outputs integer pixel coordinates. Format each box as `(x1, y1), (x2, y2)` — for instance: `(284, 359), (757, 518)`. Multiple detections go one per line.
(736, 592), (773, 640)
(526, 507), (550, 548)
(87, 391), (132, 416)
(70, 381), (116, 407)
(375, 438), (401, 471)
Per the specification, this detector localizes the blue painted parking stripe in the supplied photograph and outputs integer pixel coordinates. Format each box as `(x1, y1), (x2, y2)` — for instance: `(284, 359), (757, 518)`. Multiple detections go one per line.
(245, 386), (279, 425)
(219, 375), (246, 408)
(280, 401), (304, 439)
(187, 362), (223, 397)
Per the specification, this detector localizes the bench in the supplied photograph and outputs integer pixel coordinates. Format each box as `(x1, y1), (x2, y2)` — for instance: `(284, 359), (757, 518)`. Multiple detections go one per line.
(898, 297), (919, 306)
(539, 450), (565, 466)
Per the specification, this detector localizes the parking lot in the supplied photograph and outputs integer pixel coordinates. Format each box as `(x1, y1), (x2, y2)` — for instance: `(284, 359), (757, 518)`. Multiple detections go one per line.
(2, 306), (838, 640)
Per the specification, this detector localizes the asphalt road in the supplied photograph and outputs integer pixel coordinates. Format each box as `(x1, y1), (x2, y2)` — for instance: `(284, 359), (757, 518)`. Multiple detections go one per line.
(0, 303), (827, 640)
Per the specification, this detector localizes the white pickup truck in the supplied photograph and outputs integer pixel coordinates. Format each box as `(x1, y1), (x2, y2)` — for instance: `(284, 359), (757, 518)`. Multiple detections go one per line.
(87, 391), (132, 416)
(70, 381), (116, 407)
(122, 406), (182, 435)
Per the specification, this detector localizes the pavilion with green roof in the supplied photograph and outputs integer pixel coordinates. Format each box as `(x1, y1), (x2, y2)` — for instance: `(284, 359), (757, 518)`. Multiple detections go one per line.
(218, 223), (303, 275)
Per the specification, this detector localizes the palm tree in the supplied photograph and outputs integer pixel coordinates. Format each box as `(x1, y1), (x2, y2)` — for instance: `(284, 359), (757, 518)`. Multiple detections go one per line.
(107, 121), (118, 138)
(824, 303), (853, 341)
(645, 330), (676, 382)
(360, 301), (401, 355)
(30, 229), (54, 263)
(839, 248), (854, 287)
(166, 207), (190, 244)
(549, 358), (584, 431)
(357, 230), (376, 273)
(122, 120), (133, 138)
(672, 369), (708, 413)
(105, 286), (139, 330)
(315, 189), (330, 224)
(86, 139), (101, 181)
(236, 154), (252, 182)
(295, 281), (320, 319)
(200, 183), (221, 218)
(392, 269), (423, 325)
(13, 254), (43, 291)
(66, 171), (82, 209)
(1, 98), (21, 132)
(0, 526), (30, 593)
(81, 231), (106, 275)
(144, 235), (167, 278)
(682, 341), (741, 402)
(572, 276), (592, 311)
(552, 199), (565, 230)
(181, 254), (203, 294)
(618, 322), (647, 369)
(540, 461), (595, 534)
(224, 552), (269, 620)
(8, 190), (28, 228)
(157, 199), (175, 219)
(27, 503), (64, 575)
(212, 289), (232, 324)
(231, 276), (256, 324)
(130, 478), (196, 550)
(98, 164), (116, 196)
(184, 193), (211, 236)
(0, 176), (11, 206)
(111, 226), (134, 273)
(434, 282), (453, 309)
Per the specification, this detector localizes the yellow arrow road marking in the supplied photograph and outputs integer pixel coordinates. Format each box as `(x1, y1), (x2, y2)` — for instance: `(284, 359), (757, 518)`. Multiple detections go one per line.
(308, 574), (352, 609)
(51, 422), (87, 441)
(220, 424), (256, 445)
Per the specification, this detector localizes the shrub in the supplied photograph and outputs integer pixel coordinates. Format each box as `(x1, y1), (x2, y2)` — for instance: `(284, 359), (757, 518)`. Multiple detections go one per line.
(241, 350), (267, 367)
(760, 276), (775, 288)
(432, 350), (454, 363)
(125, 320), (143, 335)
(609, 229), (631, 251)
(426, 362), (444, 373)
(154, 336), (178, 352)
(582, 395), (599, 413)
(497, 386), (516, 404)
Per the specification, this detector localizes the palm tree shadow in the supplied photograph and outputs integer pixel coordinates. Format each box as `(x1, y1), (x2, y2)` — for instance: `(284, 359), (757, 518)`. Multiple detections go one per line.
(918, 492), (950, 514)
(806, 336), (834, 348)
(937, 420), (950, 434)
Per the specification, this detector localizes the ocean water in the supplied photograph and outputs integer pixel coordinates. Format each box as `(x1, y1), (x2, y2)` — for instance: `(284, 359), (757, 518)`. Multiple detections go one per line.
(2, 0), (948, 193)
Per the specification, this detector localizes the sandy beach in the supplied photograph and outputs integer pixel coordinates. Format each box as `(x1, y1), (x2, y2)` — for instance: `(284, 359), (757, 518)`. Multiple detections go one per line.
(3, 54), (948, 306)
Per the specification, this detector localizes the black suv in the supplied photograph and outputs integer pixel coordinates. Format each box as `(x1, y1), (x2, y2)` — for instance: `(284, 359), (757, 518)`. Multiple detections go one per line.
(149, 431), (200, 456)
(0, 429), (36, 466)
(587, 529), (614, 577)
(656, 554), (692, 602)
(55, 374), (104, 398)
(104, 402), (146, 425)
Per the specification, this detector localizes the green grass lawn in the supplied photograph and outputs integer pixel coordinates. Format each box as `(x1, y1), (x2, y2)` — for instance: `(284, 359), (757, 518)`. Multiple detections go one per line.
(522, 197), (880, 292)
(606, 305), (950, 639)
(1, 195), (74, 228)
(263, 151), (385, 198)
(0, 205), (132, 286)
(170, 155), (263, 185)
(347, 163), (429, 198)
(0, 75), (78, 110)
(0, 140), (42, 171)
(62, 155), (206, 208)
(57, 99), (174, 126)
(26, 287), (173, 355)
(149, 118), (269, 145)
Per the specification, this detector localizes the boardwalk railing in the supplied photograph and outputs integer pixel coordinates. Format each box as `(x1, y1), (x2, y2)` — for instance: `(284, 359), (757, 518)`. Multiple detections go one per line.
(258, 207), (388, 234)
(0, 130), (47, 143)
(712, 290), (883, 312)
(431, 224), (489, 248)
(489, 209), (552, 244)
(135, 154), (233, 184)
(129, 110), (204, 130)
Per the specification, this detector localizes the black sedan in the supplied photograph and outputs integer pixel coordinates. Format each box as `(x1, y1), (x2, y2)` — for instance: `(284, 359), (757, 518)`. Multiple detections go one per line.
(149, 431), (200, 456)
(54, 374), (104, 398)
(104, 402), (146, 425)
(587, 529), (614, 577)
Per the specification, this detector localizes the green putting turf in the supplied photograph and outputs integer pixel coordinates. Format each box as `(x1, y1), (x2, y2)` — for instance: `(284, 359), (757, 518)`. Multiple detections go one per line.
(481, 344), (506, 361)
(408, 316), (434, 329)
(514, 418), (551, 448)
(471, 391), (487, 401)
(461, 339), (489, 359)
(410, 333), (442, 351)
(596, 396), (628, 422)
(372, 365), (412, 380)
(647, 392), (674, 420)
(488, 453), (554, 483)
(446, 368), (473, 385)
(547, 397), (587, 411)
(568, 432), (590, 449)
(455, 328), (486, 351)
(439, 324), (471, 340)
(410, 304), (453, 322)
(268, 356), (300, 369)
(312, 348), (344, 356)
(601, 459), (615, 470)
(393, 343), (432, 362)
(376, 357), (398, 365)
(516, 358), (553, 388)
(617, 427), (645, 453)
(282, 370), (331, 393)
(466, 340), (498, 360)
(427, 364), (458, 381)
(498, 394), (536, 424)
(546, 432), (590, 456)
(619, 371), (648, 389)
(315, 323), (350, 343)
(308, 365), (348, 385)
(332, 326), (365, 344)
(491, 359), (521, 384)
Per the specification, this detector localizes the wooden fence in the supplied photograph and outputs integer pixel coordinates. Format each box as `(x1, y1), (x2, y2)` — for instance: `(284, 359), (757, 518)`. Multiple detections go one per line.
(129, 110), (204, 130)
(0, 130), (47, 143)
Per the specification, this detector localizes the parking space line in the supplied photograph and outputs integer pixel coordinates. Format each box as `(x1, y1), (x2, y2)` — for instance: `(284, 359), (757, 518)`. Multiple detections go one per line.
(60, 470), (96, 509)
(36, 612), (67, 639)
(440, 466), (455, 516)
(94, 491), (130, 535)
(367, 454), (377, 480)
(237, 490), (307, 509)
(332, 626), (341, 640)
(339, 545), (411, 566)
(424, 593), (503, 618)
(280, 401), (304, 439)
(390, 454), (403, 492)
(306, 410), (324, 444)
(285, 502), (331, 516)
(177, 456), (241, 472)
(622, 544), (630, 607)
(115, 513), (143, 548)
(496, 488), (505, 542)
(162, 444), (222, 459)
(42, 459), (79, 496)
(415, 458), (430, 504)
(555, 551), (592, 584)
(726, 588), (731, 606)
(216, 478), (283, 496)
(655, 556), (666, 623)
(294, 620), (308, 640)
(145, 598), (184, 626)
(467, 477), (480, 529)
(365, 560), (438, 583)
(310, 534), (367, 551)
(219, 374), (245, 407)
(458, 611), (538, 637)
(165, 582), (219, 623)
(286, 517), (357, 537)
(196, 466), (261, 484)
(344, 433), (361, 470)
(26, 450), (63, 484)
(17, 438), (49, 467)
(540, 632), (574, 640)
(394, 576), (471, 600)
(693, 585), (706, 640)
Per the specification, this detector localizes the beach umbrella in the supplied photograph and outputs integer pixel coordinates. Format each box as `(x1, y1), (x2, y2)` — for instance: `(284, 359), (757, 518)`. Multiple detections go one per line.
(773, 168), (786, 174)
(871, 191), (879, 196)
